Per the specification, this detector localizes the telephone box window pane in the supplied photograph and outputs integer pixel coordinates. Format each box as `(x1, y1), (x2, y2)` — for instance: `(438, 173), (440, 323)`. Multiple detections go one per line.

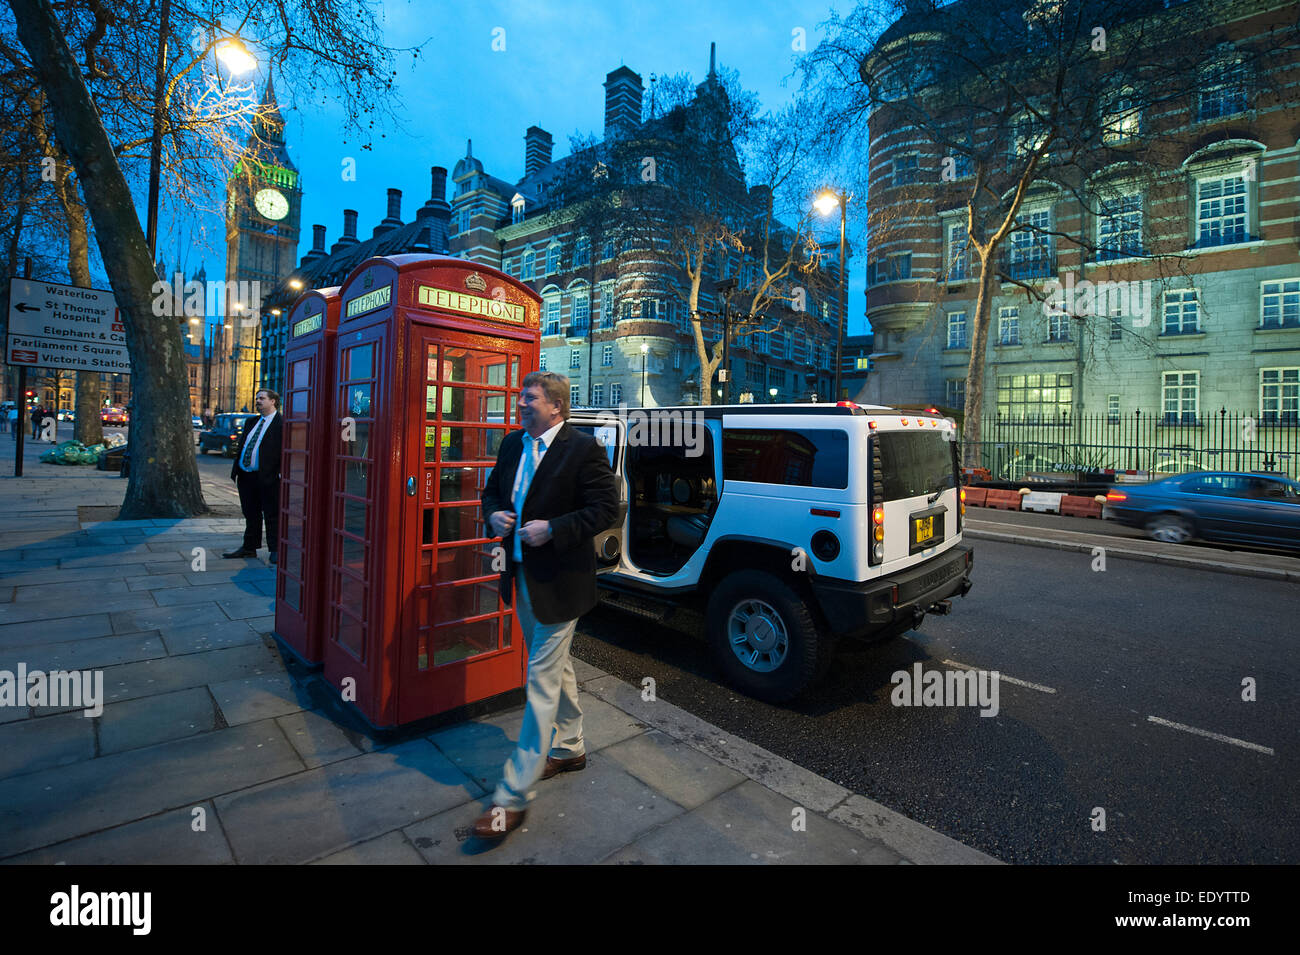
(483, 361), (506, 387)
(338, 573), (365, 612)
(426, 349), (438, 381)
(425, 385), (438, 419)
(434, 581), (500, 623)
(440, 385), (508, 422)
(343, 498), (367, 537)
(287, 423), (308, 450)
(425, 426), (439, 463)
(291, 359), (311, 389)
(283, 576), (301, 612)
(348, 344), (373, 380)
(344, 460), (368, 497)
(287, 454), (306, 483)
(344, 422), (370, 458)
(287, 482), (305, 513)
(289, 391), (308, 414)
(285, 521), (304, 549)
(284, 545), (303, 578)
(511, 356), (519, 386)
(335, 610), (364, 658)
(423, 509), (434, 545)
(341, 535), (366, 573)
(438, 503), (486, 542)
(436, 543), (498, 579)
(431, 617), (500, 666)
(346, 384), (372, 417)
(440, 426), (504, 462)
(439, 466), (487, 501)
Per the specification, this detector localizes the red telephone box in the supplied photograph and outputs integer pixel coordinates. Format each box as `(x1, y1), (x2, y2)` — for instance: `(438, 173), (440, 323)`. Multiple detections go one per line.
(318, 255), (541, 728)
(275, 286), (341, 666)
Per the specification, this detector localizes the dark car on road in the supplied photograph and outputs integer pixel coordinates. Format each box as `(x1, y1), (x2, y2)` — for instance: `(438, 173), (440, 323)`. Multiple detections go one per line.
(1106, 471), (1300, 550)
(198, 413), (246, 457)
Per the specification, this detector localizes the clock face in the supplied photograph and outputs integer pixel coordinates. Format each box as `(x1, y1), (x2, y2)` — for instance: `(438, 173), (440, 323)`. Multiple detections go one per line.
(254, 188), (288, 221)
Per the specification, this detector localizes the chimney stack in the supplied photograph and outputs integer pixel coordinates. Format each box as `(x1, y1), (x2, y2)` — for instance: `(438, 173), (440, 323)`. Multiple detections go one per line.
(301, 224), (327, 267)
(603, 66), (644, 141)
(330, 209), (358, 254)
(524, 126), (554, 177)
(417, 166), (451, 253)
(374, 188), (403, 237)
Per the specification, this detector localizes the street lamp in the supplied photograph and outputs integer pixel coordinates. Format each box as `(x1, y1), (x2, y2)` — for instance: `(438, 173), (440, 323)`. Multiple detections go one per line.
(714, 276), (738, 404)
(640, 343), (649, 407)
(215, 37), (257, 75)
(815, 188), (852, 401)
(769, 387), (778, 403)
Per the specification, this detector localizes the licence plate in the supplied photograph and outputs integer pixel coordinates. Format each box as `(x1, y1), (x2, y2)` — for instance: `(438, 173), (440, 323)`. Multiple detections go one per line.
(914, 516), (934, 543)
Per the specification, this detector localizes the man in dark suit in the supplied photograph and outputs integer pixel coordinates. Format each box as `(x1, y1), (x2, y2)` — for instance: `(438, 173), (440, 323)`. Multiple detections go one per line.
(473, 371), (618, 840)
(222, 389), (283, 564)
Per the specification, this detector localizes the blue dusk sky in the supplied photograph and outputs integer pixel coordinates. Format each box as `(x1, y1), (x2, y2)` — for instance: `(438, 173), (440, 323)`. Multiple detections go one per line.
(157, 0), (869, 336)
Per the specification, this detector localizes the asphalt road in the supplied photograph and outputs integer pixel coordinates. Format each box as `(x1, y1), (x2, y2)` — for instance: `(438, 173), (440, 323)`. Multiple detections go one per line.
(573, 540), (1299, 864)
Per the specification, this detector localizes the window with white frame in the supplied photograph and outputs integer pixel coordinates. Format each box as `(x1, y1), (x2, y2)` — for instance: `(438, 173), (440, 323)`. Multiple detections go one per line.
(511, 198), (525, 225)
(574, 237), (590, 267)
(1195, 174), (1248, 247)
(1011, 111), (1048, 158)
(1162, 371), (1199, 424)
(1107, 394), (1121, 423)
(547, 244), (561, 275)
(601, 238), (615, 260)
(602, 344), (613, 367)
(996, 373), (1073, 423)
(893, 153), (920, 187)
(947, 310), (968, 348)
(643, 299), (658, 322)
(610, 382), (622, 405)
(1110, 315), (1123, 341)
(571, 385), (581, 408)
(674, 301), (688, 332)
(570, 349), (581, 369)
(1101, 89), (1141, 144)
(544, 298), (560, 336)
(998, 306), (1020, 345)
(946, 221), (969, 281)
(1198, 57), (1248, 121)
(1163, 289), (1199, 335)
(539, 351), (547, 371)
(591, 383), (604, 406)
(1007, 208), (1053, 279)
(1261, 280), (1300, 329)
(946, 378), (966, 408)
(1097, 192), (1143, 260)
(1260, 368), (1299, 423)
(522, 250), (535, 281)
(621, 302), (633, 323)
(573, 293), (589, 334)
(1047, 307), (1070, 342)
(601, 287), (614, 329)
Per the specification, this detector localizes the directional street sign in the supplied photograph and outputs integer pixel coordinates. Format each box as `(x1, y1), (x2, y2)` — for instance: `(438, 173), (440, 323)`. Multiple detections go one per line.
(5, 277), (132, 374)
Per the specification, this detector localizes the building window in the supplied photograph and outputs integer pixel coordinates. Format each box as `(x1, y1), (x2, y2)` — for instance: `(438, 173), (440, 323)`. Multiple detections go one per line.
(673, 348), (681, 370)
(621, 302), (633, 323)
(946, 378), (966, 408)
(643, 299), (658, 322)
(855, 355), (870, 371)
(592, 383), (604, 406)
(601, 238), (615, 261)
(1162, 371), (1199, 424)
(1198, 58), (1247, 120)
(1195, 175), (1248, 247)
(1101, 89), (1141, 144)
(547, 244), (561, 275)
(1260, 368), (1300, 423)
(946, 152), (973, 179)
(1163, 290), (1199, 335)
(511, 200), (525, 225)
(569, 349), (581, 369)
(539, 351), (547, 371)
(947, 311), (968, 349)
(1047, 308), (1070, 342)
(998, 306), (1020, 345)
(574, 237), (590, 267)
(772, 330), (786, 359)
(522, 250), (535, 281)
(545, 299), (560, 336)
(602, 344), (613, 367)
(1007, 208), (1053, 279)
(1260, 280), (1300, 329)
(893, 153), (919, 187)
(946, 222), (969, 281)
(571, 385), (581, 408)
(996, 373), (1073, 423)
(611, 382), (622, 404)
(573, 293), (590, 334)
(1011, 112), (1048, 158)
(601, 287), (614, 329)
(1097, 192), (1142, 260)
(1107, 394), (1120, 423)
(1110, 315), (1123, 340)
(746, 360), (762, 381)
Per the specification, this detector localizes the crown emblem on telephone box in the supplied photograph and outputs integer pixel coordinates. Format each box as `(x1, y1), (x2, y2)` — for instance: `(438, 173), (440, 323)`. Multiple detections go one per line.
(465, 273), (487, 292)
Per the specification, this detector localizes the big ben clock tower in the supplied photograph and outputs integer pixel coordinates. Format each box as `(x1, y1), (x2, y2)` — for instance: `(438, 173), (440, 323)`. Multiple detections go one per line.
(220, 71), (301, 410)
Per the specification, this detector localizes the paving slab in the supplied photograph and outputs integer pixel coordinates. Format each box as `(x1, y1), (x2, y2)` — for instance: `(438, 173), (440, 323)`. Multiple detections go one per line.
(217, 595), (275, 620)
(0, 710), (96, 780)
(124, 574), (191, 592)
(0, 719), (304, 860)
(0, 630), (165, 672)
(0, 592), (157, 627)
(0, 565), (140, 588)
(403, 758), (685, 865)
(600, 779), (901, 865)
(0, 613), (114, 649)
(110, 602), (229, 634)
(309, 830), (426, 865)
(98, 687), (221, 756)
(152, 582), (268, 607)
(12, 578), (132, 602)
(828, 794), (1001, 865)
(98, 643), (284, 707)
(598, 730), (747, 811)
(3, 803), (234, 865)
(275, 708), (368, 769)
(209, 671), (311, 726)
(161, 619), (263, 656)
(214, 738), (482, 864)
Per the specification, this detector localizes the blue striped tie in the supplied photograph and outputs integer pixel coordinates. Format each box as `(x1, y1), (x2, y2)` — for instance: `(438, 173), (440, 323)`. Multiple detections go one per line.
(513, 435), (542, 560)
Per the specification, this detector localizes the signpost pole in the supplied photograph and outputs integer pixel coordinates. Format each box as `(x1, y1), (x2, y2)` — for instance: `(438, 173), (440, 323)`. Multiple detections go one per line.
(15, 366), (26, 478)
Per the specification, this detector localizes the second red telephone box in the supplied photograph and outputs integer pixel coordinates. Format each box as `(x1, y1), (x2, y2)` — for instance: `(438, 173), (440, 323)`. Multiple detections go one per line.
(319, 255), (541, 728)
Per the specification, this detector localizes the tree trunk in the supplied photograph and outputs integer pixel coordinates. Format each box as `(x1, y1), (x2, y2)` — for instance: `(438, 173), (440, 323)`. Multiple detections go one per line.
(960, 255), (999, 468)
(12, 0), (205, 518)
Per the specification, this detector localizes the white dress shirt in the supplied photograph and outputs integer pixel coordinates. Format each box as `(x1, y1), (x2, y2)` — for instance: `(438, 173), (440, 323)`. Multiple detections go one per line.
(241, 412), (277, 472)
(511, 421), (564, 504)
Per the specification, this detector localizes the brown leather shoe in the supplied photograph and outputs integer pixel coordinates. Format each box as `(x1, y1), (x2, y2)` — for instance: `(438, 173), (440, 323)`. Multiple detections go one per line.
(542, 752), (587, 780)
(472, 805), (526, 839)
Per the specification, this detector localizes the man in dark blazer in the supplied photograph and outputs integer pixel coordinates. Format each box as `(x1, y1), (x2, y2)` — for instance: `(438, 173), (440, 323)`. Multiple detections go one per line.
(473, 370), (618, 840)
(222, 389), (283, 564)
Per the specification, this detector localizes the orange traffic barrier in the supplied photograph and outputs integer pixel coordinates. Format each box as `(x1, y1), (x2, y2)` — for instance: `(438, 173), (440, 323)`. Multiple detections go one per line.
(1060, 494), (1104, 519)
(983, 488), (1023, 511)
(963, 486), (988, 507)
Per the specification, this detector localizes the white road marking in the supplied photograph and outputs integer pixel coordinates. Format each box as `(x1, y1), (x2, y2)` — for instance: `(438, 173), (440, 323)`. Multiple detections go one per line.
(1146, 716), (1274, 756)
(941, 659), (1057, 694)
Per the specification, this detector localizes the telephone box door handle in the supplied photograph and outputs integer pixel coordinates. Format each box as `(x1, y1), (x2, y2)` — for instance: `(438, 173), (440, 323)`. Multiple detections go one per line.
(406, 476), (416, 496)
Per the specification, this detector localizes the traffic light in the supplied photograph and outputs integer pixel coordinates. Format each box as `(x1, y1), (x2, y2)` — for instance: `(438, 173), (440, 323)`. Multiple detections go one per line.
(24, 390), (34, 399)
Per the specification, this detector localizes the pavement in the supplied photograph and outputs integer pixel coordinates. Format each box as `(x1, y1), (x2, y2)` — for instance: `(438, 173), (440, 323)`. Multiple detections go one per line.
(0, 435), (995, 865)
